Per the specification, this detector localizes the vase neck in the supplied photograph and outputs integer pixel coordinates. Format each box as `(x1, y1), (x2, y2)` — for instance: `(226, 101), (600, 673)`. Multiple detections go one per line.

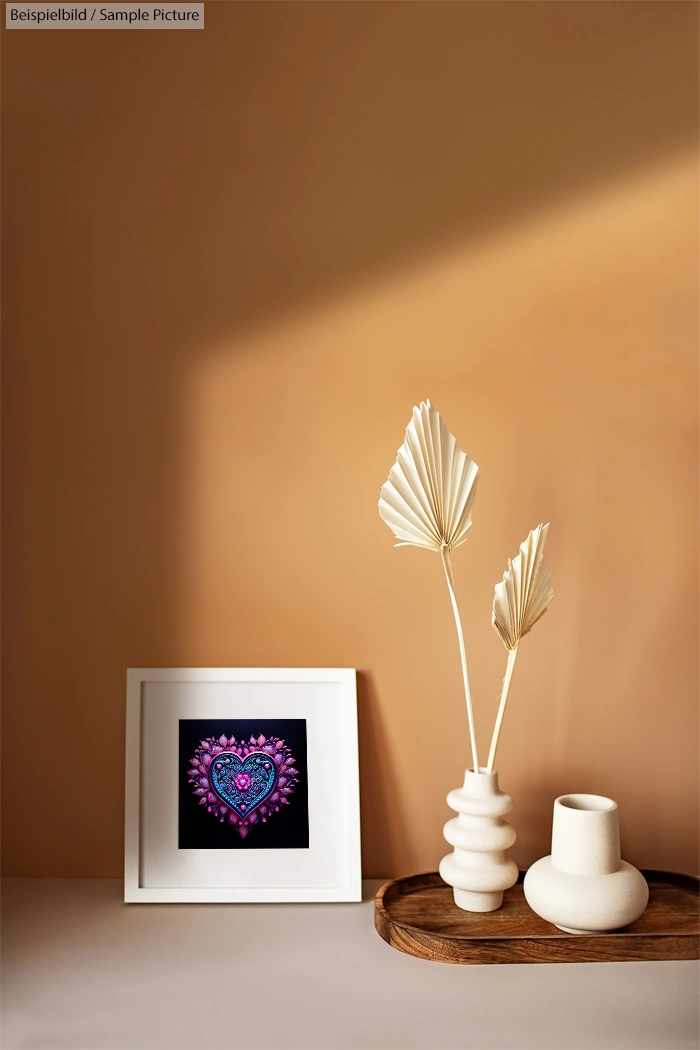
(462, 768), (501, 796)
(551, 794), (621, 875)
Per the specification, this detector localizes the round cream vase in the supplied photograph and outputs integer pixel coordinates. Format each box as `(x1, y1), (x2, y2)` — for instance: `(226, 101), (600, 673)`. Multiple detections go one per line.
(523, 793), (649, 934)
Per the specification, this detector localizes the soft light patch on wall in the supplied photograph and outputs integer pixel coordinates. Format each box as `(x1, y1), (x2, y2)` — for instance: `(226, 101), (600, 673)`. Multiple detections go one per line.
(182, 152), (698, 877)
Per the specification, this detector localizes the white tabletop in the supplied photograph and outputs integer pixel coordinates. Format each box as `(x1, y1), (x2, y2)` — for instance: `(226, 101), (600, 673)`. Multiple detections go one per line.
(2, 878), (698, 1050)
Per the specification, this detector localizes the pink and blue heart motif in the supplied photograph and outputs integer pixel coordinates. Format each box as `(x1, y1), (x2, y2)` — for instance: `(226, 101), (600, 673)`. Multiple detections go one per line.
(187, 733), (300, 838)
(211, 752), (277, 819)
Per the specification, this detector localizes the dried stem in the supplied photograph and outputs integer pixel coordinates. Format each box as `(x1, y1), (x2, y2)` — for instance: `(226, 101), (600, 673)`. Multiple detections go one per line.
(486, 646), (519, 774)
(440, 547), (480, 774)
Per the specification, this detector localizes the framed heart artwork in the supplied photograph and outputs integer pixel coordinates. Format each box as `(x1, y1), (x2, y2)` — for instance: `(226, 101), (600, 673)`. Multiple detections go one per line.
(124, 668), (361, 902)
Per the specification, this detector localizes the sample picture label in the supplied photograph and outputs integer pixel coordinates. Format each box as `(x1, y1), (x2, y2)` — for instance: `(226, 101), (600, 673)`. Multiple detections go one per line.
(5, 4), (205, 30)
(178, 719), (308, 850)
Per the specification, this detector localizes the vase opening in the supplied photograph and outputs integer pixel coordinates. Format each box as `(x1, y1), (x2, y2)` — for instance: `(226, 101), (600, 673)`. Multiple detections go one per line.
(557, 794), (615, 812)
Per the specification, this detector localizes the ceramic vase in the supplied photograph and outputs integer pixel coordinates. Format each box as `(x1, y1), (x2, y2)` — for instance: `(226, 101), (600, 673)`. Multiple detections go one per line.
(439, 768), (519, 912)
(523, 793), (649, 933)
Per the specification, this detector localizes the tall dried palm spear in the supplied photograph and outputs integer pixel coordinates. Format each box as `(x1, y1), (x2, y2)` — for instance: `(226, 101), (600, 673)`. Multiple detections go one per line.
(486, 524), (554, 772)
(379, 401), (481, 772)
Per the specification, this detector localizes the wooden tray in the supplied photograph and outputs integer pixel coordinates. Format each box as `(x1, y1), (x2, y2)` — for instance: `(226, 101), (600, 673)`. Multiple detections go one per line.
(375, 870), (699, 964)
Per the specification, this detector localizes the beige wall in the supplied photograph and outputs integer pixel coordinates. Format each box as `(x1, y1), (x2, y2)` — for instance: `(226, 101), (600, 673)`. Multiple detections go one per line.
(2, 2), (698, 879)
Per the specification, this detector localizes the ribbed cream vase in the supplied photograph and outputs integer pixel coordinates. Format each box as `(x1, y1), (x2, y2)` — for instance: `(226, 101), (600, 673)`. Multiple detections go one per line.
(523, 793), (649, 933)
(439, 769), (519, 912)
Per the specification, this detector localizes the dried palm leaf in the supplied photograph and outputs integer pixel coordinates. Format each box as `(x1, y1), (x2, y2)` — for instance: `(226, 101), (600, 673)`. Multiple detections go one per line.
(486, 524), (554, 772)
(492, 523), (553, 650)
(379, 401), (481, 772)
(378, 401), (479, 552)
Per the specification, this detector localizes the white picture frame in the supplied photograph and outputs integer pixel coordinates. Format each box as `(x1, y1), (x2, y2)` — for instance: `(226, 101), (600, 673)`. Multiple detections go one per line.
(125, 667), (361, 903)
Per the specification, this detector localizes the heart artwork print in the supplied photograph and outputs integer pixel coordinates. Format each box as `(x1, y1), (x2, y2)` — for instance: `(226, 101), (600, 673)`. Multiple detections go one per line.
(188, 733), (300, 839)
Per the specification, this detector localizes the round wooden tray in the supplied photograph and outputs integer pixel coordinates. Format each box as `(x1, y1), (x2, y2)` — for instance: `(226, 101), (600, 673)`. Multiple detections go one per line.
(374, 870), (700, 964)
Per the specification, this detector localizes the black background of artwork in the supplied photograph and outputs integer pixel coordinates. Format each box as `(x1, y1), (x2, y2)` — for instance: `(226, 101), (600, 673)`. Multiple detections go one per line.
(178, 719), (309, 849)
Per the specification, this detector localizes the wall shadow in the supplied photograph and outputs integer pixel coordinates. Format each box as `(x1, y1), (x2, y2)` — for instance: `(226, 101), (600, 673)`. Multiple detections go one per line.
(356, 671), (411, 880)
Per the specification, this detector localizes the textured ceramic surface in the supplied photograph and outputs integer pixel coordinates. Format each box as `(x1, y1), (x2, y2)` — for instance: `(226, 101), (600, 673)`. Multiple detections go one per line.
(524, 793), (649, 933)
(439, 769), (518, 912)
